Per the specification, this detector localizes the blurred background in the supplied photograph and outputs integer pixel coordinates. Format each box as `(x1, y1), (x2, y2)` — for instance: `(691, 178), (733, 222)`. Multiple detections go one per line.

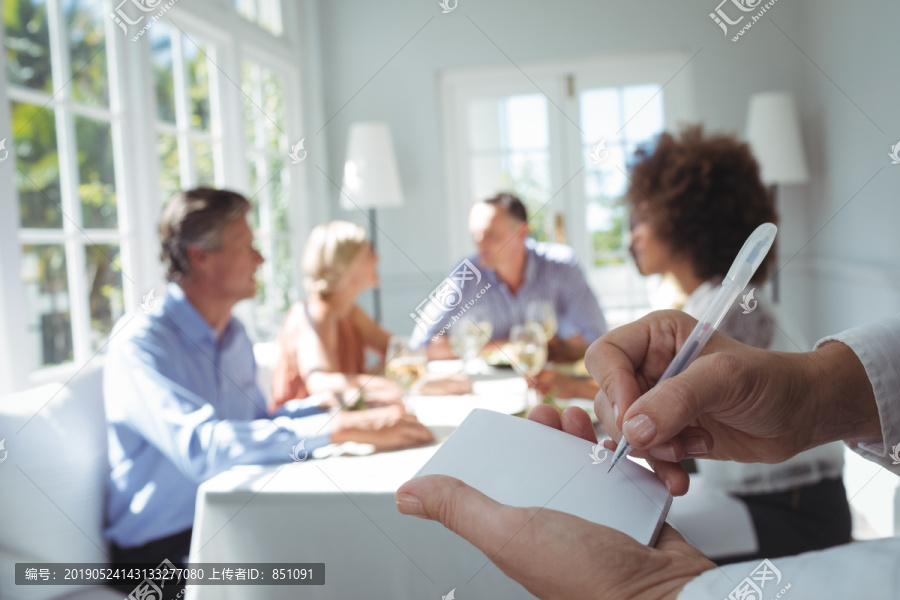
(1, 0), (898, 536)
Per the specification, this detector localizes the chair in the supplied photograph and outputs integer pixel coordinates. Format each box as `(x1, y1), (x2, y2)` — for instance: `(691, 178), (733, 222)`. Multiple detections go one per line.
(0, 364), (122, 599)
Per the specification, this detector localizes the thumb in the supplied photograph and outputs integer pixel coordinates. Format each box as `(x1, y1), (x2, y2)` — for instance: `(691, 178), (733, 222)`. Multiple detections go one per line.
(621, 355), (729, 449)
(396, 475), (526, 557)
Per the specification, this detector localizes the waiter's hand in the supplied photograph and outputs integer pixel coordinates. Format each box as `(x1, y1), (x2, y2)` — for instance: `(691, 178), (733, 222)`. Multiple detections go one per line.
(395, 405), (715, 600)
(587, 310), (878, 496)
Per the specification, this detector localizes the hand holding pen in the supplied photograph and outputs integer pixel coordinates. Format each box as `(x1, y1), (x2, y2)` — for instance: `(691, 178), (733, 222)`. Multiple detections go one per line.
(602, 224), (778, 474)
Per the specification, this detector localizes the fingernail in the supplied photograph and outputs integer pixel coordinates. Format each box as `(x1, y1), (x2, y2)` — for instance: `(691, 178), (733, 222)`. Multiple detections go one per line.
(613, 404), (620, 422)
(623, 414), (657, 446)
(649, 445), (677, 462)
(685, 437), (708, 455)
(396, 492), (427, 518)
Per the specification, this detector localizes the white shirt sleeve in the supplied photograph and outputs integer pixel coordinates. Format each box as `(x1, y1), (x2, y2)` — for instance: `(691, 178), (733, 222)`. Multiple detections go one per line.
(815, 314), (900, 474)
(678, 538), (900, 599)
(679, 315), (900, 599)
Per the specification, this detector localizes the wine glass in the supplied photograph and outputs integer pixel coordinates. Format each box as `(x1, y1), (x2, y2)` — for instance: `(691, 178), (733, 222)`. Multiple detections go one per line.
(509, 322), (548, 411)
(526, 300), (558, 341)
(385, 336), (428, 411)
(450, 319), (493, 373)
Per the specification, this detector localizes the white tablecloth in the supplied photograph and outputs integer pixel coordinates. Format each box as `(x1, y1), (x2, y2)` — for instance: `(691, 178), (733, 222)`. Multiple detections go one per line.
(186, 372), (539, 599)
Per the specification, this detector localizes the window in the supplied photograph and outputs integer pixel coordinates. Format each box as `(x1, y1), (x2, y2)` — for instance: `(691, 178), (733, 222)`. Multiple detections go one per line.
(6, 0), (126, 371)
(239, 59), (296, 336)
(150, 22), (222, 199)
(2, 0), (306, 389)
(573, 82), (666, 326)
(442, 53), (695, 328)
(467, 94), (553, 241)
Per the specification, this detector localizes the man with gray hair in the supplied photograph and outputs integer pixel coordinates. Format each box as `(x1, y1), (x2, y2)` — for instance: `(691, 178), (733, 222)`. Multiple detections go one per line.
(104, 188), (432, 595)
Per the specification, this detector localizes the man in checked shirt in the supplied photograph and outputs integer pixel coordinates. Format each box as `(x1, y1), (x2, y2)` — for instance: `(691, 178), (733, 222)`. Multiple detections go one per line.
(411, 193), (608, 362)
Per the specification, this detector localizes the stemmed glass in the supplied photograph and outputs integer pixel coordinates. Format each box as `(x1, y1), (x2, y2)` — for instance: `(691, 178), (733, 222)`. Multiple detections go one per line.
(449, 319), (493, 373)
(385, 335), (427, 411)
(526, 300), (558, 341)
(509, 322), (548, 412)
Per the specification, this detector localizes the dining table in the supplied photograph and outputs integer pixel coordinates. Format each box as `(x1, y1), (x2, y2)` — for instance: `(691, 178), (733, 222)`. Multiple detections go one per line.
(184, 359), (756, 599)
(185, 363), (544, 600)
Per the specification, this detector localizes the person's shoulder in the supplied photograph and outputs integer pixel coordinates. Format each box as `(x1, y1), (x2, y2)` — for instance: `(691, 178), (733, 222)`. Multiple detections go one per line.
(720, 287), (781, 350)
(530, 239), (577, 263)
(106, 310), (178, 358)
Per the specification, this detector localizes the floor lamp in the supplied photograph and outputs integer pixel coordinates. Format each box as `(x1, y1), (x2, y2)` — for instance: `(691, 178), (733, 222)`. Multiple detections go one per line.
(341, 122), (405, 323)
(745, 92), (810, 303)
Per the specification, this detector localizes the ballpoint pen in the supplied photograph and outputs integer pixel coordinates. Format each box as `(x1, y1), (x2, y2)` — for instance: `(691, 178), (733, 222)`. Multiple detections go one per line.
(607, 222), (778, 473)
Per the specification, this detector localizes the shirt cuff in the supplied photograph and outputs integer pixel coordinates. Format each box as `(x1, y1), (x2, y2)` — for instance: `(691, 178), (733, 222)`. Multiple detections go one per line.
(272, 411), (333, 453)
(275, 393), (334, 417)
(679, 538), (900, 600)
(815, 318), (900, 468)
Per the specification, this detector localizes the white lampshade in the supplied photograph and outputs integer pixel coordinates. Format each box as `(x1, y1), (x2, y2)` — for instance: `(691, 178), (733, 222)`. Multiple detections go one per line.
(340, 122), (404, 210)
(745, 92), (809, 186)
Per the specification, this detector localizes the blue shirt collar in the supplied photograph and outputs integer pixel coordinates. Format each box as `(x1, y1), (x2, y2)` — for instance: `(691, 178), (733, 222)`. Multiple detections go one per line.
(474, 238), (539, 291)
(162, 282), (227, 346)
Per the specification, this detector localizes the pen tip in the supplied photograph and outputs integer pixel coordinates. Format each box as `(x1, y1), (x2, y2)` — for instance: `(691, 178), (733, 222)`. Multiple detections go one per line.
(607, 462), (614, 473)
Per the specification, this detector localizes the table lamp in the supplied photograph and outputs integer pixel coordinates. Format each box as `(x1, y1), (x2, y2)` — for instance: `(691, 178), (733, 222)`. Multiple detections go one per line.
(745, 92), (810, 302)
(341, 122), (405, 322)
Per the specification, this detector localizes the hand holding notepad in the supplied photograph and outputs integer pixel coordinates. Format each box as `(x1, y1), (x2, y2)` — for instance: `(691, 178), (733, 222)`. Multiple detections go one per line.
(396, 408), (714, 600)
(411, 409), (671, 545)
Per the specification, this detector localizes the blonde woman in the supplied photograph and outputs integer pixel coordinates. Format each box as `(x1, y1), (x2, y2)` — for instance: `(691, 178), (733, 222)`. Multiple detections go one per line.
(272, 221), (469, 411)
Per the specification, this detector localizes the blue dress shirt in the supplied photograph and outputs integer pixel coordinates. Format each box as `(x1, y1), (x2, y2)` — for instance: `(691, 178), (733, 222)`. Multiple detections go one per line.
(409, 239), (608, 348)
(104, 283), (332, 548)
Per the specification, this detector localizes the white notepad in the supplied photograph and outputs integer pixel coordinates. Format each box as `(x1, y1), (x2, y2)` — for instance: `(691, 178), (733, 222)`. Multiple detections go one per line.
(414, 409), (672, 545)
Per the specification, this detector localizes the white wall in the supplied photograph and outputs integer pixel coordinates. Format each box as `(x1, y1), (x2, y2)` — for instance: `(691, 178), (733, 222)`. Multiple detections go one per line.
(793, 0), (900, 340)
(311, 0), (815, 338)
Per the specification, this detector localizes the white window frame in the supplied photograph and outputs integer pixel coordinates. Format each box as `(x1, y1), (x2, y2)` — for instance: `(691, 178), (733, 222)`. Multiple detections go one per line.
(0, 0), (135, 388)
(440, 52), (696, 321)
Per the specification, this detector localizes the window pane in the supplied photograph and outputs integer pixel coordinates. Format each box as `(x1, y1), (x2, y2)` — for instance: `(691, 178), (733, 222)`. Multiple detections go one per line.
(21, 244), (72, 367)
(588, 202), (626, 266)
(240, 61), (258, 147)
(242, 62), (287, 153)
(501, 152), (551, 241)
(65, 0), (109, 106)
(622, 84), (663, 143)
(235, 0), (258, 22)
(257, 0), (282, 36)
(260, 67), (285, 153)
(4, 0), (53, 93)
(157, 132), (181, 202)
(76, 115), (117, 228)
(470, 153), (503, 201)
(471, 151), (552, 240)
(580, 88), (621, 143)
(192, 140), (214, 185)
(183, 41), (211, 131)
(12, 101), (62, 228)
(504, 95), (548, 150)
(236, 0), (282, 36)
(150, 23), (176, 124)
(583, 146), (627, 199)
(468, 99), (502, 153)
(271, 237), (294, 311)
(85, 244), (124, 351)
(270, 156), (289, 232)
(247, 158), (261, 228)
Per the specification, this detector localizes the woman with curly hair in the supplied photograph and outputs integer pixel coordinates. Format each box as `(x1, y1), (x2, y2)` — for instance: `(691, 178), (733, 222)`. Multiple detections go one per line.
(535, 126), (851, 562)
(625, 125), (850, 563)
